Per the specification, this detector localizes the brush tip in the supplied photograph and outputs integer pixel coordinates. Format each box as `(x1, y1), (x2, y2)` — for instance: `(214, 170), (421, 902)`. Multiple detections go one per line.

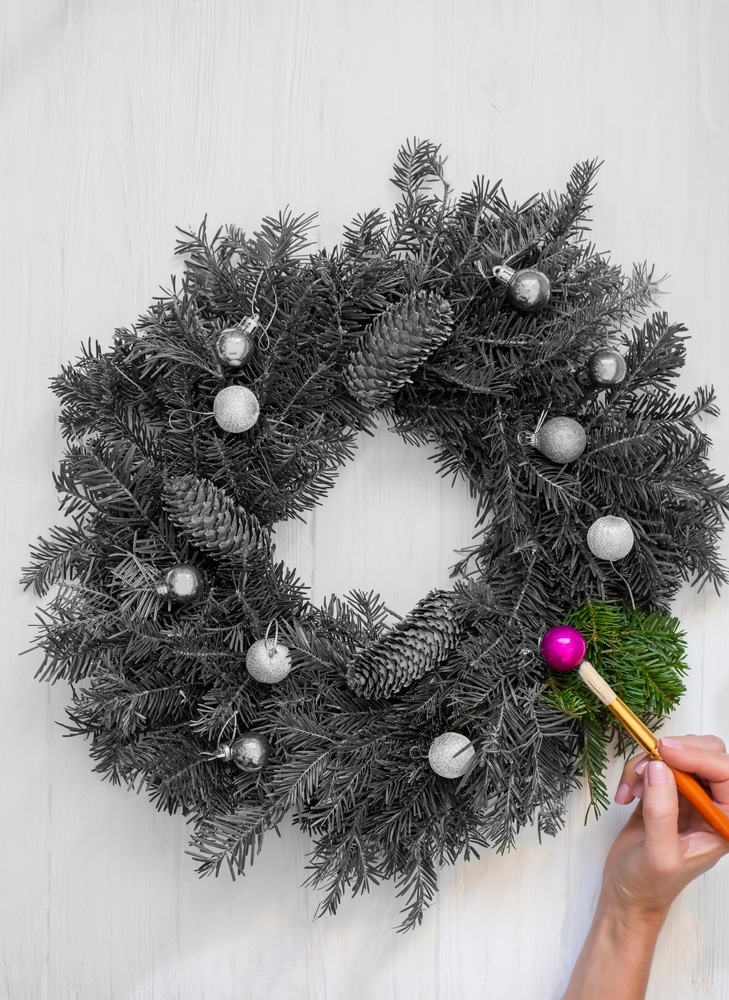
(540, 624), (587, 672)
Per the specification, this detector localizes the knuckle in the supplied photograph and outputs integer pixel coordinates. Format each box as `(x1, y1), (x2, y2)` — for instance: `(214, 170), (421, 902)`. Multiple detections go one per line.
(678, 734), (726, 753)
(643, 797), (677, 824)
(699, 734), (726, 753)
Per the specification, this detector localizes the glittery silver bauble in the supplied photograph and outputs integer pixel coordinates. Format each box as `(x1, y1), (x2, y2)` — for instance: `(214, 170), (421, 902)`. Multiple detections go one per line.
(587, 347), (627, 387)
(534, 416), (587, 463)
(246, 638), (293, 684)
(157, 563), (204, 602)
(220, 732), (272, 772)
(587, 515), (635, 561)
(215, 323), (256, 368)
(213, 385), (260, 433)
(494, 265), (551, 312)
(427, 732), (475, 779)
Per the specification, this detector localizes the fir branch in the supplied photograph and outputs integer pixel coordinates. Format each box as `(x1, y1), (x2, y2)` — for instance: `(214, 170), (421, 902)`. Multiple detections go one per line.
(20, 517), (94, 596)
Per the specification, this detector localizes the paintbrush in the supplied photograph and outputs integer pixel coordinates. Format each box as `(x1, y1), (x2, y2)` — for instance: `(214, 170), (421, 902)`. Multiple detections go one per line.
(541, 624), (729, 841)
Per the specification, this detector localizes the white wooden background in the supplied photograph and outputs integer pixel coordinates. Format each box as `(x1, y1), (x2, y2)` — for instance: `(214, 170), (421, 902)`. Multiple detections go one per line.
(2, 2), (728, 997)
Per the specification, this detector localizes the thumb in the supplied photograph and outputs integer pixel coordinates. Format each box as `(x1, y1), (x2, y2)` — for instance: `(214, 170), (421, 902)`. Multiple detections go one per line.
(641, 760), (681, 873)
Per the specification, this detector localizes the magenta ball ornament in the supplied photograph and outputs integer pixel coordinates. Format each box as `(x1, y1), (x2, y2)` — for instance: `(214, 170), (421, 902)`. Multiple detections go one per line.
(540, 624), (587, 672)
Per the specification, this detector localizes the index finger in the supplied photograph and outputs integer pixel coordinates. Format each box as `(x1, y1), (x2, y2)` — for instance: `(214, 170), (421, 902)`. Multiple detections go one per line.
(658, 737), (729, 808)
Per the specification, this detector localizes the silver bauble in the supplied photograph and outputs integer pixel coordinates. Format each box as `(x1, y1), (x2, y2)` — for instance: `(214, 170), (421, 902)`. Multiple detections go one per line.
(587, 347), (627, 387)
(213, 385), (260, 433)
(246, 638), (293, 684)
(427, 732), (475, 779)
(157, 563), (204, 602)
(215, 325), (256, 368)
(221, 732), (272, 772)
(587, 515), (635, 561)
(494, 265), (551, 312)
(534, 416), (587, 463)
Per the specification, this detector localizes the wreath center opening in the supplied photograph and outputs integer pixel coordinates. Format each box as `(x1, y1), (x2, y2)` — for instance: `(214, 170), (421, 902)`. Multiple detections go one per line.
(274, 414), (479, 614)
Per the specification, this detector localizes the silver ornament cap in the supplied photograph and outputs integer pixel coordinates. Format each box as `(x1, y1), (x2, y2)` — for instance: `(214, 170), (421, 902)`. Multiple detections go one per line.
(213, 385), (260, 433)
(587, 515), (635, 561)
(534, 416), (587, 463)
(246, 638), (293, 684)
(428, 732), (475, 779)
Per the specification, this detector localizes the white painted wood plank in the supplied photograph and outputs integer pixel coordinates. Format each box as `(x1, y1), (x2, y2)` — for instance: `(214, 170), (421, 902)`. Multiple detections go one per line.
(1, 1), (728, 997)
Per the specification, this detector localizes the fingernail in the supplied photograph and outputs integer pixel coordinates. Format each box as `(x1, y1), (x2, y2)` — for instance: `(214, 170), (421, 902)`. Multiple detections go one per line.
(659, 738), (684, 750)
(615, 782), (632, 804)
(633, 756), (649, 776)
(647, 760), (670, 786)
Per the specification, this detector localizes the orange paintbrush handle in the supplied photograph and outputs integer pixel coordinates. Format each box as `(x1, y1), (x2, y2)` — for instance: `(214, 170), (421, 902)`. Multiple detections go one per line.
(603, 695), (729, 842)
(670, 767), (729, 842)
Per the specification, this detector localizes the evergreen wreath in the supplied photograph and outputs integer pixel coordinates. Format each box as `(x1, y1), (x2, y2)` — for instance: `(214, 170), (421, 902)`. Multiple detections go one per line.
(22, 139), (729, 931)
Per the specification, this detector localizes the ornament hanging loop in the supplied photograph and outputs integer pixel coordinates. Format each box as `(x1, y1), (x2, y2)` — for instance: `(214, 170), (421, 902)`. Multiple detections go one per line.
(200, 711), (240, 761)
(168, 408), (214, 432)
(264, 618), (280, 655)
(612, 564), (637, 611)
(258, 284), (279, 352)
(249, 268), (276, 352)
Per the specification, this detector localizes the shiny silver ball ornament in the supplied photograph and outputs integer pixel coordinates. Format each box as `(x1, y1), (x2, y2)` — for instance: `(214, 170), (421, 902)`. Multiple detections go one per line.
(246, 638), (293, 684)
(587, 515), (635, 561)
(427, 732), (475, 779)
(532, 416), (587, 463)
(213, 385), (260, 433)
(215, 322), (256, 369)
(494, 264), (551, 312)
(156, 563), (204, 602)
(220, 732), (272, 772)
(587, 347), (627, 387)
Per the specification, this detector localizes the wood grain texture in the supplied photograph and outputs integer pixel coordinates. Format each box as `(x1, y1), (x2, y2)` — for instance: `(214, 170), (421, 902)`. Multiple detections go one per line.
(2, 1), (728, 997)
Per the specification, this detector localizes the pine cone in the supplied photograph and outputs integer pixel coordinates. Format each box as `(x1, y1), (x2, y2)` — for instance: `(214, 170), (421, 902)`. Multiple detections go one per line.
(346, 589), (461, 698)
(163, 474), (271, 564)
(344, 291), (453, 406)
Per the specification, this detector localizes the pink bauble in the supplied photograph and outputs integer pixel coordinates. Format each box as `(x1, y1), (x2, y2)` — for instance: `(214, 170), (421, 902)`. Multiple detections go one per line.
(540, 624), (586, 672)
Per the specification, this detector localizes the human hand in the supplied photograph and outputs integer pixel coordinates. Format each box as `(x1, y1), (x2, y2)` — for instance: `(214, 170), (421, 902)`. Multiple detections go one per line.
(603, 734), (729, 923)
(562, 736), (728, 999)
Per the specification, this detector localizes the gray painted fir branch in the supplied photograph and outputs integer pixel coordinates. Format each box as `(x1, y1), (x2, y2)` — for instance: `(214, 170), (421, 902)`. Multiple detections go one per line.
(21, 140), (729, 931)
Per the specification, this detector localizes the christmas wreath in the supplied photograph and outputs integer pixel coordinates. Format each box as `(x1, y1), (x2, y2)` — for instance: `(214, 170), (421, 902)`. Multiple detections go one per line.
(23, 140), (729, 930)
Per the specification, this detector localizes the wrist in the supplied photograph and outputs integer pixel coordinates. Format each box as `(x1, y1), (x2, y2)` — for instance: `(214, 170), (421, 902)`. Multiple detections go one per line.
(595, 889), (670, 939)
(562, 892), (667, 999)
